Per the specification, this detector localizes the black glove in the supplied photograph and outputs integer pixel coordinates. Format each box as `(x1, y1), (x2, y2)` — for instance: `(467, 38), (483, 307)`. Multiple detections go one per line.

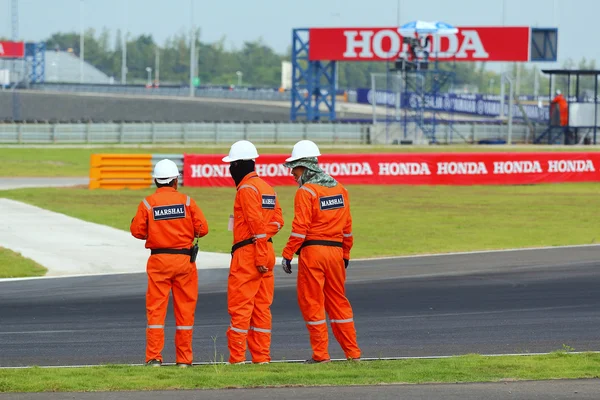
(344, 259), (349, 269)
(282, 258), (292, 274)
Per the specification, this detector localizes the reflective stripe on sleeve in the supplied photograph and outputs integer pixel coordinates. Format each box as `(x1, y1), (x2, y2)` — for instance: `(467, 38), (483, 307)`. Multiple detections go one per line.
(343, 233), (353, 238)
(305, 319), (326, 326)
(142, 199), (151, 210)
(147, 325), (164, 329)
(254, 233), (267, 239)
(176, 325), (193, 330)
(238, 184), (258, 193)
(250, 326), (271, 334)
(186, 196), (190, 206)
(270, 222), (281, 231)
(230, 325), (248, 334)
(330, 318), (354, 324)
(300, 186), (316, 197)
(290, 232), (306, 239)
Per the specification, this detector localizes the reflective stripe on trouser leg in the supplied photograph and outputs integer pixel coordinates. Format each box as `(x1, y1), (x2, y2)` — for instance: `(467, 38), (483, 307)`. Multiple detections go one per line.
(172, 265), (198, 365)
(297, 249), (330, 362)
(146, 256), (173, 363)
(146, 325), (165, 363)
(330, 318), (361, 359)
(247, 270), (274, 363)
(322, 245), (361, 360)
(227, 246), (263, 364)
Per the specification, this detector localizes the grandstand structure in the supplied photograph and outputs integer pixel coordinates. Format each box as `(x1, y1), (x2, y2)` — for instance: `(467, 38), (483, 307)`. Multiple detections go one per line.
(0, 50), (112, 85)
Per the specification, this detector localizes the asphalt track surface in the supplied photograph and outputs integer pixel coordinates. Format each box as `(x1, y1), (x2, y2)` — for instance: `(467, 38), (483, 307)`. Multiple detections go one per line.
(2, 246), (600, 398)
(2, 245), (600, 368)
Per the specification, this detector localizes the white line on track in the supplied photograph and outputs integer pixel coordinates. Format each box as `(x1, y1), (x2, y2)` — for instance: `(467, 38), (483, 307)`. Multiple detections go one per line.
(353, 243), (600, 262)
(2, 351), (599, 369)
(2, 243), (599, 283)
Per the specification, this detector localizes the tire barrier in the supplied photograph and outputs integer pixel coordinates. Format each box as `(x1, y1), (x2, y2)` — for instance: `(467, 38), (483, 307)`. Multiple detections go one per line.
(89, 154), (185, 190)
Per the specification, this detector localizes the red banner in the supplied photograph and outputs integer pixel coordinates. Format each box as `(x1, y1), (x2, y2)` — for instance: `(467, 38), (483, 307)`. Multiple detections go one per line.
(0, 41), (25, 58)
(308, 27), (530, 62)
(183, 152), (600, 187)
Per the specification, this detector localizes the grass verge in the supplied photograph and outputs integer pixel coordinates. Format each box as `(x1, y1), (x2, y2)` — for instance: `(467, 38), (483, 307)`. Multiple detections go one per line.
(0, 352), (598, 392)
(0, 247), (47, 278)
(0, 183), (599, 259)
(1, 145), (599, 177)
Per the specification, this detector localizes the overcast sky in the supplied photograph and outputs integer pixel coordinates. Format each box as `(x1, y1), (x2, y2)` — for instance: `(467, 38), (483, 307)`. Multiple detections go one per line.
(1, 0), (594, 70)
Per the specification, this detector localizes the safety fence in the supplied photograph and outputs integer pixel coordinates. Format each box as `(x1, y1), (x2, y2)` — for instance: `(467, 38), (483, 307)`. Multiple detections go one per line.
(0, 121), (554, 145)
(0, 122), (368, 145)
(90, 151), (600, 190)
(89, 153), (184, 190)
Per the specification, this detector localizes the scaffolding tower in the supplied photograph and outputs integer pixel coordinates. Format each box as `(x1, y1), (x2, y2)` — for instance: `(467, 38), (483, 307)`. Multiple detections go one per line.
(370, 56), (455, 144)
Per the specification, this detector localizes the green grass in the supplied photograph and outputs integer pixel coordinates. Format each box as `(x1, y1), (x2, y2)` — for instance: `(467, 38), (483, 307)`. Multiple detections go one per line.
(0, 247), (47, 278)
(2, 145), (599, 177)
(0, 352), (598, 392)
(1, 183), (599, 259)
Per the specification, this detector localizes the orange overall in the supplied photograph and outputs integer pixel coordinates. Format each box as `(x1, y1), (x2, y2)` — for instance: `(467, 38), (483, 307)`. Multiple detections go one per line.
(551, 94), (569, 126)
(130, 187), (209, 365)
(282, 182), (360, 362)
(227, 172), (284, 364)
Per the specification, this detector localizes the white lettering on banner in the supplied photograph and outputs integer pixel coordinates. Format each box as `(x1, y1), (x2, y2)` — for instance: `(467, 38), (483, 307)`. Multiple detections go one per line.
(432, 34), (458, 58)
(547, 160), (595, 173)
(437, 162), (488, 175)
(372, 30), (401, 59)
(455, 30), (490, 58)
(343, 30), (374, 58)
(493, 161), (543, 174)
(378, 162), (432, 176)
(190, 164), (231, 178)
(342, 29), (489, 60)
(256, 164), (289, 177)
(189, 162), (375, 179)
(321, 162), (373, 176)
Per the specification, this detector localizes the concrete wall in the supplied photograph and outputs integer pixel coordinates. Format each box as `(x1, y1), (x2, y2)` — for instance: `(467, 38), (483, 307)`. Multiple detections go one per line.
(0, 90), (298, 122)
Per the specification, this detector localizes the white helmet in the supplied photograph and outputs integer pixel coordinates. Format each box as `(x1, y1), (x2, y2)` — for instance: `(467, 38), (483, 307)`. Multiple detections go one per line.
(285, 140), (321, 162)
(556, 89), (562, 95)
(222, 140), (259, 162)
(152, 159), (180, 184)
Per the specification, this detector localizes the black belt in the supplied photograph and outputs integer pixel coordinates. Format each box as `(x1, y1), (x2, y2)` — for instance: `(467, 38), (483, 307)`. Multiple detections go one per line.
(231, 237), (273, 255)
(151, 248), (192, 256)
(296, 240), (343, 255)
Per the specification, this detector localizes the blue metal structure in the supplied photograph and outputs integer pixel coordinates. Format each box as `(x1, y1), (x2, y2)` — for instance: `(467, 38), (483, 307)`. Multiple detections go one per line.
(530, 28), (558, 62)
(399, 64), (455, 143)
(25, 42), (45, 84)
(290, 28), (336, 121)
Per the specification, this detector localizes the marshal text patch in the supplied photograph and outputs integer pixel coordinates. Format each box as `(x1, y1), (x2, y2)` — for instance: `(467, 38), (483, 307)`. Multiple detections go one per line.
(319, 194), (345, 211)
(153, 204), (186, 221)
(262, 195), (276, 209)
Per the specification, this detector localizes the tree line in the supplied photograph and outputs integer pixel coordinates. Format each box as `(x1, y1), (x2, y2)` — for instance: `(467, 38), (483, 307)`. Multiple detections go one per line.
(42, 28), (597, 95)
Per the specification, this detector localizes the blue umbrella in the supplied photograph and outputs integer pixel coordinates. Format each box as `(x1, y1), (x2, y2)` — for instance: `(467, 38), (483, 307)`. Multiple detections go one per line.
(398, 20), (458, 36)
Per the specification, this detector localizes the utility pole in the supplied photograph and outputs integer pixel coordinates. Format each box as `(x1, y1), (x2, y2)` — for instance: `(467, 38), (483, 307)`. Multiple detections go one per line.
(11, 0), (18, 41)
(80, 0), (85, 84)
(189, 0), (196, 97)
(121, 0), (128, 84)
(11, 0), (18, 84)
(155, 47), (160, 87)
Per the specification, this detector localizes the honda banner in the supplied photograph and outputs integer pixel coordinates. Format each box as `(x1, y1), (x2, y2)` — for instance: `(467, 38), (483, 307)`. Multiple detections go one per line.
(0, 41), (25, 58)
(308, 27), (530, 62)
(183, 153), (600, 187)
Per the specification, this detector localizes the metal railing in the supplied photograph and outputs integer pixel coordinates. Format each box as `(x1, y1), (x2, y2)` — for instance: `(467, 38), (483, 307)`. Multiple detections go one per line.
(0, 122), (369, 145)
(31, 83), (292, 102)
